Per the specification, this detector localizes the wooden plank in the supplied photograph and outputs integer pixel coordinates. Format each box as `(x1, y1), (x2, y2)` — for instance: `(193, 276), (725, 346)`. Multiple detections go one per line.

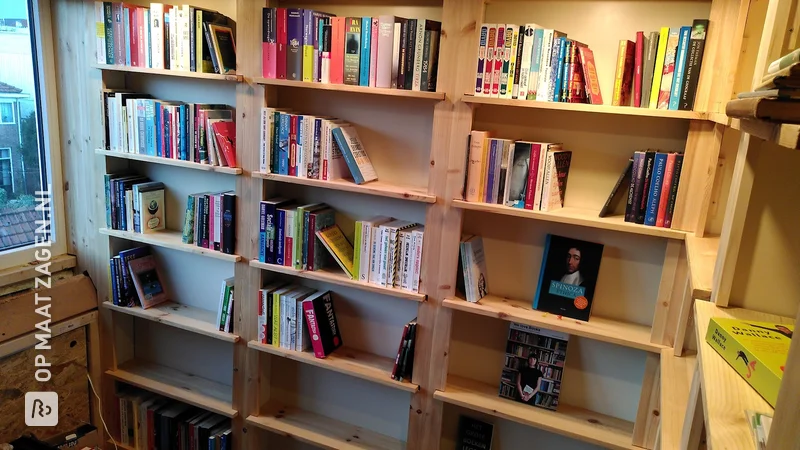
(86, 315), (104, 443)
(253, 172), (436, 203)
(444, 296), (666, 353)
(673, 275), (695, 357)
(750, 0), (796, 88)
(106, 360), (237, 418)
(99, 228), (242, 262)
(0, 254), (76, 288)
(250, 260), (426, 302)
(660, 350), (697, 450)
(766, 303), (800, 450)
(651, 240), (683, 346)
(102, 301), (240, 343)
(0, 269), (74, 298)
(434, 376), (636, 450)
(96, 149), (243, 175)
(681, 364), (706, 450)
(0, 311), (98, 359)
(462, 95), (706, 120)
(452, 200), (687, 240)
(686, 235), (720, 300)
(633, 353), (662, 449)
(246, 404), (406, 450)
(94, 64), (242, 82)
(253, 77), (444, 100)
(248, 340), (418, 393)
(694, 300), (791, 448)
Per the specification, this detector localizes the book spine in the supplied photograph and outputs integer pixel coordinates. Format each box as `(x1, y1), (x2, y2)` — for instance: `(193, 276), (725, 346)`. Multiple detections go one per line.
(658, 28), (679, 109)
(398, 19), (412, 90)
(552, 38), (567, 102)
(101, 2), (113, 64)
(649, 27), (670, 108)
(523, 144), (542, 209)
(475, 24), (488, 95)
(272, 291), (280, 347)
(379, 227), (390, 286)
(289, 114), (298, 176)
(392, 324), (410, 379)
(321, 24), (332, 84)
(613, 40), (627, 106)
(669, 26), (691, 110)
(679, 20), (709, 111)
(359, 222), (372, 282)
(625, 153), (642, 222)
(222, 194), (235, 254)
(511, 25), (525, 99)
(369, 18), (379, 87)
(305, 212), (316, 270)
(275, 209), (286, 265)
(482, 25), (496, 95)
(278, 113), (290, 175)
(112, 3), (124, 64)
(369, 227), (383, 285)
(410, 229), (423, 292)
(536, 30), (553, 101)
(518, 25), (535, 99)
(528, 28), (544, 99)
(656, 153), (676, 226)
(360, 17), (371, 86)
(644, 153), (667, 226)
(420, 30), (432, 92)
(664, 153), (684, 228)
(636, 151), (655, 224)
(634, 32), (644, 107)
(276, 8), (288, 79)
(331, 17), (345, 84)
(465, 131), (486, 202)
(376, 16), (395, 88)
(412, 20), (426, 91)
(345, 17), (362, 85)
(484, 140), (497, 203)
(263, 8), (277, 78)
(560, 41), (573, 102)
(641, 32), (658, 108)
(259, 202), (267, 262)
(266, 202), (280, 263)
(303, 10), (314, 82)
(499, 25), (514, 98)
(287, 9), (303, 80)
(491, 24), (505, 97)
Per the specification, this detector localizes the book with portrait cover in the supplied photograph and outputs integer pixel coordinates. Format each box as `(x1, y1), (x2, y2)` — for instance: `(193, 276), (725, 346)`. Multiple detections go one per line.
(498, 322), (569, 411)
(533, 234), (604, 321)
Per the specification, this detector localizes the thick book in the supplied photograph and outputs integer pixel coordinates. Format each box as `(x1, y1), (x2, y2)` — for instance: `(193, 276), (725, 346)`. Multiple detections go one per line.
(331, 126), (378, 184)
(498, 322), (569, 411)
(644, 152), (667, 226)
(633, 32), (644, 107)
(376, 15), (395, 88)
(344, 17), (362, 85)
(330, 17), (345, 84)
(533, 234), (604, 321)
(505, 140), (531, 208)
(466, 130), (491, 202)
(612, 40), (635, 106)
(303, 290), (343, 358)
(669, 26), (692, 110)
(127, 255), (169, 309)
(664, 153), (684, 228)
(578, 46), (603, 105)
(706, 317), (793, 407)
(276, 8), (287, 79)
(655, 153), (677, 227)
(482, 25), (498, 95)
(599, 158), (633, 218)
(221, 192), (235, 254)
(649, 27), (670, 109)
(640, 31), (659, 108)
(725, 98), (800, 123)
(636, 151), (656, 224)
(205, 23), (236, 75)
(456, 416), (494, 450)
(679, 20), (709, 111)
(656, 28), (680, 109)
(460, 235), (488, 303)
(286, 9), (303, 80)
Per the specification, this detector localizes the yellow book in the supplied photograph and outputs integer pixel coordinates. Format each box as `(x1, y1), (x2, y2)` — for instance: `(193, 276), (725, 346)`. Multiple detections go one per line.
(272, 285), (294, 347)
(478, 136), (491, 201)
(316, 224), (355, 278)
(612, 40), (627, 106)
(649, 27), (670, 109)
(303, 45), (314, 82)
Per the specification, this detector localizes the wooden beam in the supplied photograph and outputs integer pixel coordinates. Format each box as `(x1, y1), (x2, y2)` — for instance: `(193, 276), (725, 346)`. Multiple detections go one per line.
(750, 0), (796, 87)
(766, 303), (800, 450)
(0, 254), (76, 288)
(680, 364), (705, 450)
(632, 353), (661, 449)
(673, 275), (694, 357)
(651, 240), (684, 347)
(0, 311), (98, 359)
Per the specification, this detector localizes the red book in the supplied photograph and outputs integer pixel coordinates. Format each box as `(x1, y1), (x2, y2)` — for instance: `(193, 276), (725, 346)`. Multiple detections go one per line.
(656, 153), (676, 227)
(491, 24), (505, 97)
(579, 46), (603, 105)
(276, 8), (288, 79)
(289, 115), (298, 176)
(263, 8), (276, 78)
(212, 121), (237, 168)
(137, 7), (146, 68)
(524, 143), (543, 209)
(391, 323), (410, 379)
(129, 6), (139, 66)
(284, 231), (293, 267)
(330, 17), (345, 84)
(634, 32), (644, 107)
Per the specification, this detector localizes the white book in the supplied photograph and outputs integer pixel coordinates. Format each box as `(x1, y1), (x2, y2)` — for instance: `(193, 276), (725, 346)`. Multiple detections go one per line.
(181, 5), (191, 71)
(259, 108), (272, 173)
(399, 229), (413, 290)
(95, 2), (106, 64)
(150, 4), (164, 69)
(391, 22), (401, 88)
(213, 192), (222, 246)
(518, 24), (536, 99)
(536, 29), (555, 101)
(360, 216), (391, 282)
(461, 235), (488, 302)
(327, 123), (352, 181)
(168, 7), (177, 69)
(224, 287), (234, 332)
(475, 24), (489, 96)
(382, 220), (416, 287)
(370, 227), (385, 286)
(412, 19), (426, 91)
(410, 227), (424, 292)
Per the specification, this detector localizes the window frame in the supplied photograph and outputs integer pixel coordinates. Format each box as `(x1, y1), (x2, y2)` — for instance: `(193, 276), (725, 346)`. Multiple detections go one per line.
(0, 101), (15, 124)
(0, 146), (13, 192)
(0, 0), (67, 269)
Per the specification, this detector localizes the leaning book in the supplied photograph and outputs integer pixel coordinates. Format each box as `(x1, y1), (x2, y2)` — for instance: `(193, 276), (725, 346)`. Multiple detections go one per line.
(127, 255), (169, 309)
(533, 234), (604, 321)
(499, 322), (569, 411)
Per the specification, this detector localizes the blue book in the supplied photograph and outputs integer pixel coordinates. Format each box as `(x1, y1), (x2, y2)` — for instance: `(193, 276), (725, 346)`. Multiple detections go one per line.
(118, 246), (149, 306)
(529, 29), (545, 99)
(154, 103), (162, 157)
(263, 198), (289, 264)
(278, 113), (290, 175)
(145, 100), (155, 156)
(644, 153), (667, 226)
(553, 40), (568, 101)
(330, 127), (377, 184)
(548, 37), (564, 100)
(276, 209), (286, 265)
(485, 140), (498, 203)
(123, 6), (131, 66)
(297, 115), (305, 175)
(669, 26), (692, 110)
(272, 111), (281, 173)
(360, 17), (371, 86)
(109, 258), (118, 305)
(258, 202), (267, 262)
(164, 109), (171, 159)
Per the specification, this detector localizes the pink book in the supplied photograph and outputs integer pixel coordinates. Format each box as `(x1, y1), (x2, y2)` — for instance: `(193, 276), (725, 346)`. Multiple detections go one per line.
(491, 23), (505, 97)
(263, 8), (277, 78)
(208, 194), (215, 249)
(375, 15), (395, 88)
(369, 18), (379, 87)
(263, 43), (277, 79)
(330, 17), (345, 84)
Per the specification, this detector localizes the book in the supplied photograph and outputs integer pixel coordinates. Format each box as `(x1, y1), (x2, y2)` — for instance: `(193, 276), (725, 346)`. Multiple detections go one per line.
(498, 322), (569, 411)
(211, 121), (236, 167)
(456, 416), (494, 450)
(475, 24), (490, 95)
(491, 23), (505, 97)
(532, 234), (604, 321)
(636, 151), (656, 224)
(518, 24), (537, 100)
(664, 153), (684, 228)
(331, 125), (378, 184)
(482, 24), (498, 95)
(706, 317), (794, 407)
(640, 31), (659, 108)
(656, 153), (677, 227)
(204, 23), (236, 74)
(505, 140), (531, 208)
(360, 17), (371, 86)
(262, 8), (276, 78)
(539, 150), (572, 212)
(127, 254), (169, 309)
(633, 32), (644, 107)
(767, 48), (800, 75)
(649, 27), (670, 109)
(669, 26), (692, 110)
(136, 182), (165, 233)
(578, 46), (602, 105)
(746, 410), (773, 450)
(624, 153), (642, 222)
(316, 224), (355, 278)
(757, 63), (800, 90)
(725, 98), (800, 123)
(303, 290), (343, 358)
(466, 131), (492, 202)
(612, 40), (635, 106)
(376, 15), (395, 88)
(344, 17), (362, 85)
(460, 235), (488, 303)
(656, 28), (680, 109)
(599, 158), (633, 218)
(217, 277), (234, 332)
(644, 152), (667, 226)
(737, 88), (800, 99)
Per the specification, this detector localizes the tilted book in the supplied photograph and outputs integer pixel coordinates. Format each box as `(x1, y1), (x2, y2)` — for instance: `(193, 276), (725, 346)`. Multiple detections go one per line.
(331, 126), (378, 184)
(460, 235), (488, 303)
(128, 255), (169, 309)
(578, 46), (603, 105)
(316, 225), (356, 278)
(612, 40), (635, 106)
(303, 290), (343, 358)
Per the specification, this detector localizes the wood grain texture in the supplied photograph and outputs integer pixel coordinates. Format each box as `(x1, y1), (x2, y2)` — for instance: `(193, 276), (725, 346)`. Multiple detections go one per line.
(766, 303), (800, 450)
(686, 235), (720, 300)
(633, 353), (661, 449)
(651, 240), (683, 347)
(0, 254), (76, 288)
(660, 350), (697, 450)
(253, 172), (436, 203)
(96, 149), (243, 174)
(681, 364), (706, 450)
(94, 64), (243, 81)
(463, 95), (706, 119)
(255, 77), (444, 100)
(102, 301), (240, 342)
(99, 228), (242, 262)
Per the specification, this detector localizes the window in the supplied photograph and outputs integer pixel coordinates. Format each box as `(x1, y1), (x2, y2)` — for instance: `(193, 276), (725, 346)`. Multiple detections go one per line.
(0, 0), (66, 266)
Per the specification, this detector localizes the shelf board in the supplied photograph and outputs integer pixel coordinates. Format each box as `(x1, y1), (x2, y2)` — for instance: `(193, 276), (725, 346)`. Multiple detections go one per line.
(659, 349), (697, 450)
(694, 301), (792, 449)
(99, 228), (242, 262)
(253, 172), (435, 203)
(711, 112), (800, 150)
(106, 360), (237, 417)
(246, 403), (406, 450)
(249, 260), (426, 302)
(685, 235), (719, 300)
(443, 295), (666, 354)
(452, 200), (686, 240)
(95, 64), (242, 82)
(254, 76), (444, 101)
(96, 149), (242, 175)
(103, 301), (239, 343)
(248, 340), (418, 393)
(434, 375), (635, 450)
(462, 94), (706, 120)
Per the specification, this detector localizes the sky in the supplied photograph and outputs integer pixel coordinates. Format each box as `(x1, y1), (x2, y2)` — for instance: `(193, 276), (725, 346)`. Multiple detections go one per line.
(0, 1), (29, 20)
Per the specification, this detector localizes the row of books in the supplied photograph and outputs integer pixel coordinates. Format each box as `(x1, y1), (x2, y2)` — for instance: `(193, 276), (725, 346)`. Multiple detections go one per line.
(465, 132), (572, 212)
(392, 318), (417, 382)
(180, 191), (237, 255)
(261, 9), (441, 92)
(620, 151), (685, 228)
(104, 173), (166, 233)
(102, 90), (236, 167)
(116, 386), (231, 450)
(612, 21), (709, 110)
(94, 2), (237, 74)
(257, 284), (342, 358)
(259, 108), (377, 184)
(353, 217), (425, 292)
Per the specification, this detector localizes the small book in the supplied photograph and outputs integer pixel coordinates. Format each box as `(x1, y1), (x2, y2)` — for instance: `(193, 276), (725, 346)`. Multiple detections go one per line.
(612, 40), (635, 106)
(211, 121), (237, 167)
(204, 23), (236, 74)
(460, 235), (488, 303)
(456, 416), (494, 450)
(331, 125), (378, 184)
(533, 234), (604, 321)
(302, 290), (343, 358)
(316, 224), (356, 278)
(127, 255), (169, 309)
(578, 46), (602, 105)
(599, 158), (633, 218)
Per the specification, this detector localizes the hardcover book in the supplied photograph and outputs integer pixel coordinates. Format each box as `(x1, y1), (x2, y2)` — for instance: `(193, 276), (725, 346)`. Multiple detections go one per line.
(456, 416), (494, 450)
(679, 20), (710, 111)
(640, 31), (659, 108)
(127, 255), (169, 309)
(303, 290), (343, 358)
(460, 235), (488, 303)
(633, 32), (644, 107)
(533, 234), (604, 321)
(205, 23), (236, 74)
(286, 9), (303, 80)
(499, 322), (569, 411)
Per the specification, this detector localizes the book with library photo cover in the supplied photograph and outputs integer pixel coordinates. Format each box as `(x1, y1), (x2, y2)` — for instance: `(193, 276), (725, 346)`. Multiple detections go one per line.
(533, 234), (604, 321)
(499, 322), (569, 411)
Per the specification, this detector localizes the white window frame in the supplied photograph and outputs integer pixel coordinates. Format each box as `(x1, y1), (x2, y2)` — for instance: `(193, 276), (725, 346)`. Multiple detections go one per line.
(0, 101), (15, 125)
(0, 0), (67, 269)
(0, 146), (14, 192)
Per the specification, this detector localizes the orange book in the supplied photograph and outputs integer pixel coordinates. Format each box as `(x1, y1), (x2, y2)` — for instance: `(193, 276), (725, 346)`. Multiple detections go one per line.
(578, 46), (603, 105)
(655, 153), (676, 227)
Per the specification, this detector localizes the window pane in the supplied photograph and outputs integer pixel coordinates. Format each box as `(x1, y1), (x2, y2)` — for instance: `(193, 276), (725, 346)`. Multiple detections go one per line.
(0, 0), (46, 252)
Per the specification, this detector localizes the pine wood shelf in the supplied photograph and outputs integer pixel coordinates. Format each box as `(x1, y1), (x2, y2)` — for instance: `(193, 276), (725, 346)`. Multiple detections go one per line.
(99, 228), (242, 262)
(443, 295), (666, 354)
(249, 260), (426, 302)
(94, 64), (242, 82)
(103, 301), (239, 343)
(452, 200), (687, 240)
(685, 235), (720, 300)
(693, 301), (792, 449)
(246, 403), (406, 450)
(462, 95), (707, 120)
(659, 349), (697, 450)
(253, 172), (435, 203)
(254, 77), (444, 101)
(248, 340), (418, 393)
(96, 149), (243, 175)
(710, 112), (800, 150)
(106, 360), (237, 418)
(434, 375), (636, 450)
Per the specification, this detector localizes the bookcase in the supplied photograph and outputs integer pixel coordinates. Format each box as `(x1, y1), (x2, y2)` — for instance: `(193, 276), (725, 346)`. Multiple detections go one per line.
(49, 0), (800, 448)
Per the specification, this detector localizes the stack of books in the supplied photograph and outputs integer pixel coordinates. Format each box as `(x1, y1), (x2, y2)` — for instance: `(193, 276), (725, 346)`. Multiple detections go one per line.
(259, 108), (377, 184)
(94, 2), (237, 74)
(115, 387), (232, 450)
(102, 91), (236, 167)
(465, 131), (572, 212)
(104, 173), (166, 233)
(181, 191), (237, 255)
(261, 9), (441, 91)
(726, 49), (800, 124)
(391, 318), (417, 381)
(620, 151), (684, 228)
(216, 277), (235, 334)
(108, 247), (169, 310)
(257, 285), (343, 359)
